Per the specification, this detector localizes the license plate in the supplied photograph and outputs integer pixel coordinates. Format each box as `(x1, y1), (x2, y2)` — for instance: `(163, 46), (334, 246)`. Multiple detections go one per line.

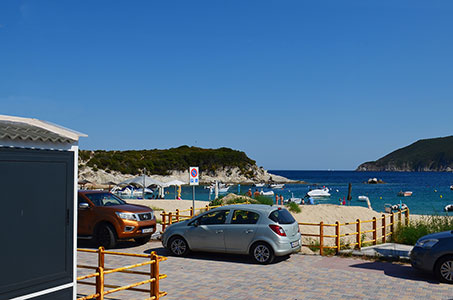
(142, 228), (153, 233)
(291, 241), (299, 248)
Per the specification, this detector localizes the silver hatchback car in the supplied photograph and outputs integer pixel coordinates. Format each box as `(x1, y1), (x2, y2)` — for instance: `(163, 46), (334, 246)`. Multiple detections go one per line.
(162, 204), (301, 264)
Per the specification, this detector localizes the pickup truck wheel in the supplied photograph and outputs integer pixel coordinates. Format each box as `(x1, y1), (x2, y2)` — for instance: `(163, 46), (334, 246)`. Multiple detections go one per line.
(96, 224), (117, 249)
(134, 236), (151, 245)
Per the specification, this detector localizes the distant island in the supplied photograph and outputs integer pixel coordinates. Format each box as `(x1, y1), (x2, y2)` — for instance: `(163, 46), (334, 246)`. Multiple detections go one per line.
(79, 146), (295, 184)
(356, 135), (453, 172)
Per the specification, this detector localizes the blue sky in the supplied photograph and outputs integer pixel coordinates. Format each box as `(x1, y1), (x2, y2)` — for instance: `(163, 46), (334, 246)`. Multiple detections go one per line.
(1, 1), (453, 170)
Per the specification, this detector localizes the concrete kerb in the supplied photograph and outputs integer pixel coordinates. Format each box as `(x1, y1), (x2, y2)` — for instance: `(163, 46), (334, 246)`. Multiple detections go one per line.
(339, 243), (413, 262)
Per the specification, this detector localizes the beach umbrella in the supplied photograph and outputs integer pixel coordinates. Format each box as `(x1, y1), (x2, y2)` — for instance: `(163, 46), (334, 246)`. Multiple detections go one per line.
(102, 181), (118, 191)
(163, 180), (187, 199)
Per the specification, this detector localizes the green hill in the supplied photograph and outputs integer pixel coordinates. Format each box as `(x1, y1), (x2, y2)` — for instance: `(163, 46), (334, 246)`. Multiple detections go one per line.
(356, 136), (453, 171)
(79, 146), (257, 176)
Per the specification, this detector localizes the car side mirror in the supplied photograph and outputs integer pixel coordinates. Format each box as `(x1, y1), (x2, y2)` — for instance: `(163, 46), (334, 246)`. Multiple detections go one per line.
(79, 202), (90, 209)
(191, 220), (199, 227)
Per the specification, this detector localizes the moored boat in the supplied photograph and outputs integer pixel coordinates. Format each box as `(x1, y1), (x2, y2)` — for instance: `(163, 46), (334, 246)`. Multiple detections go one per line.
(445, 204), (453, 212)
(260, 190), (274, 196)
(307, 187), (330, 198)
(270, 183), (285, 189)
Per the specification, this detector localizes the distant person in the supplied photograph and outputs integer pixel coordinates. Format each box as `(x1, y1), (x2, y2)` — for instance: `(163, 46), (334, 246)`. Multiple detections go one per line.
(342, 198), (346, 205)
(339, 198), (342, 205)
(254, 189), (260, 198)
(247, 189), (252, 197)
(275, 194), (279, 204)
(280, 195), (284, 204)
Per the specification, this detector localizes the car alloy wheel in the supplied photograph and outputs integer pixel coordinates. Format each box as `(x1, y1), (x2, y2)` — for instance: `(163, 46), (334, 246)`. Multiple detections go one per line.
(439, 258), (453, 283)
(170, 237), (188, 256)
(252, 243), (274, 264)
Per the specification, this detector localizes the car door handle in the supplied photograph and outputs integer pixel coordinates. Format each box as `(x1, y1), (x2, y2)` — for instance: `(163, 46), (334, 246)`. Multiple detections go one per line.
(245, 229), (254, 234)
(216, 230), (223, 234)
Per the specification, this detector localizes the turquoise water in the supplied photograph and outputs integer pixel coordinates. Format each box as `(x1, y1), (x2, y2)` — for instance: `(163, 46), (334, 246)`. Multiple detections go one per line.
(160, 171), (453, 215)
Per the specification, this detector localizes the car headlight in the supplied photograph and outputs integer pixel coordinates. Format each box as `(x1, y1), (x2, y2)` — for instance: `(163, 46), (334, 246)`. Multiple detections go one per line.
(415, 238), (439, 249)
(116, 212), (138, 221)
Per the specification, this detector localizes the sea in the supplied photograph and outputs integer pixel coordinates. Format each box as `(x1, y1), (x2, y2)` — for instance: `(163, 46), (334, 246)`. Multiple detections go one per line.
(160, 171), (453, 215)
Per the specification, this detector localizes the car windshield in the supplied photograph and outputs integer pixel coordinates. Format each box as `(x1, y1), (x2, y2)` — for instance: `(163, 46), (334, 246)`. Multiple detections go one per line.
(268, 209), (295, 224)
(84, 193), (126, 207)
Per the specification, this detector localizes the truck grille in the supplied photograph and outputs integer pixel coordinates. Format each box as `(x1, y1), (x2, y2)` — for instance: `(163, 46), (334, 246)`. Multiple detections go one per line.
(137, 212), (153, 221)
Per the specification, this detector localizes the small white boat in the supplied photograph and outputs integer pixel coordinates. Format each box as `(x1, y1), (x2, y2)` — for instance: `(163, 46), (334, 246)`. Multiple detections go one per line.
(255, 183), (265, 187)
(270, 184), (285, 189)
(358, 195), (369, 202)
(260, 190), (274, 196)
(307, 187), (330, 197)
(445, 204), (453, 212)
(450, 185), (453, 190)
(218, 186), (230, 193)
(397, 190), (413, 197)
(284, 193), (303, 205)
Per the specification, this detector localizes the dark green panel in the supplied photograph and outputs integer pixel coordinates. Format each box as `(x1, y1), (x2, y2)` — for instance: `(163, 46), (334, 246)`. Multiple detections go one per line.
(0, 147), (74, 300)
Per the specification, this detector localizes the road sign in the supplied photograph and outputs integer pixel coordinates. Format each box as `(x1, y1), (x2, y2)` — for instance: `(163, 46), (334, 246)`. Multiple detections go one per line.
(189, 167), (199, 186)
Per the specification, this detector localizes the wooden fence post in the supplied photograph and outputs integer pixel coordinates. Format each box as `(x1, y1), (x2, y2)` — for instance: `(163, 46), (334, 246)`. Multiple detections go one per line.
(319, 222), (324, 256)
(98, 247), (105, 270)
(96, 266), (104, 300)
(356, 219), (361, 250)
(405, 208), (410, 226)
(335, 221), (340, 254)
(390, 213), (395, 237)
(398, 210), (402, 225)
(162, 212), (166, 232)
(150, 251), (160, 300)
(190, 207), (193, 217)
(169, 212), (173, 225)
(382, 214), (386, 243)
(205, 205), (209, 212)
(372, 217), (377, 245)
(176, 209), (180, 223)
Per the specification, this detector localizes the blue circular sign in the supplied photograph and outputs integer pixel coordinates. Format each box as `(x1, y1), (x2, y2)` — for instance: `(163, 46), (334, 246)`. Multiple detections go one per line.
(191, 168), (198, 177)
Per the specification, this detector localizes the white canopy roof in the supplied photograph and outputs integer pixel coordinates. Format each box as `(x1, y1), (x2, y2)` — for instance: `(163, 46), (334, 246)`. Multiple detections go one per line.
(119, 175), (165, 187)
(163, 179), (187, 187)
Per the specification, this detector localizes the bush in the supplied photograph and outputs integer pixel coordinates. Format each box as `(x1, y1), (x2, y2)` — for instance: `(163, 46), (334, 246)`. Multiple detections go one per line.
(253, 195), (273, 205)
(285, 202), (301, 213)
(392, 215), (453, 245)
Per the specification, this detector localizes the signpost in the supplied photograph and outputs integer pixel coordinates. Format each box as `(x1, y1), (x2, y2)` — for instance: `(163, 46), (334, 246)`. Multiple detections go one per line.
(189, 167), (199, 210)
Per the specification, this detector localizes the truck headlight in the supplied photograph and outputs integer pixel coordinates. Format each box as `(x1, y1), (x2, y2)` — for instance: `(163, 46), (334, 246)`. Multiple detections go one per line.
(116, 212), (138, 221)
(415, 239), (438, 249)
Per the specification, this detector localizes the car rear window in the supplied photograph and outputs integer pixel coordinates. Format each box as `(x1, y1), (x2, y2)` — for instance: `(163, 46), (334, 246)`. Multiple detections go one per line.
(268, 209), (295, 224)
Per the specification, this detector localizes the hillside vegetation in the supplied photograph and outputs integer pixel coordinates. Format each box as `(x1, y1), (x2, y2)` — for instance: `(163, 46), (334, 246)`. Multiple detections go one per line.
(357, 136), (453, 171)
(79, 146), (257, 176)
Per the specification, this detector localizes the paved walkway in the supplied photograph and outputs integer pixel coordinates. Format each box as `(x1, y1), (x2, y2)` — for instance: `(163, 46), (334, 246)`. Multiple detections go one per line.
(77, 241), (453, 300)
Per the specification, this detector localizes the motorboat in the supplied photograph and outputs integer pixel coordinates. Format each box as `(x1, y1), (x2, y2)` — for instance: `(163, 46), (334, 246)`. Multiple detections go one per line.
(218, 186), (230, 193)
(284, 193), (303, 205)
(307, 187), (330, 198)
(270, 183), (285, 189)
(450, 185), (453, 190)
(397, 191), (413, 197)
(385, 203), (408, 212)
(255, 183), (265, 187)
(445, 204), (453, 212)
(260, 190), (274, 196)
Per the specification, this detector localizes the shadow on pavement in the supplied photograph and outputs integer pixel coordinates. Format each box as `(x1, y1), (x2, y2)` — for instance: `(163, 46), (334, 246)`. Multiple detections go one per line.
(143, 246), (290, 265)
(77, 239), (146, 249)
(350, 261), (440, 284)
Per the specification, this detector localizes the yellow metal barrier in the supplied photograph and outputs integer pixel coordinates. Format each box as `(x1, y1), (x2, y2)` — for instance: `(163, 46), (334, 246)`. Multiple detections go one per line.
(77, 247), (168, 300)
(299, 208), (409, 255)
(161, 201), (250, 231)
